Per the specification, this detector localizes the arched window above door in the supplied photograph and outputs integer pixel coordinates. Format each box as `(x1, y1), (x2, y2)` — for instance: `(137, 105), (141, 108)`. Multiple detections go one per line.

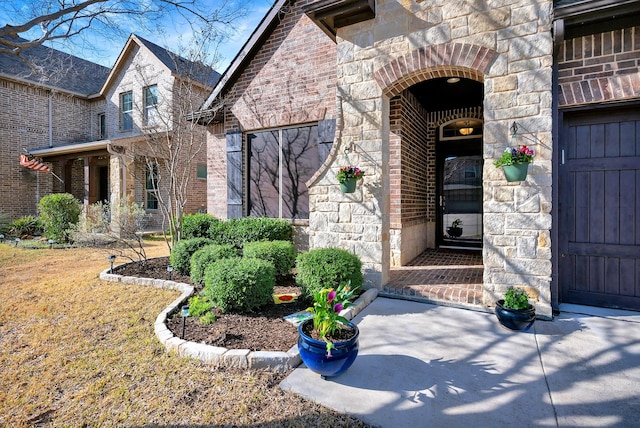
(440, 118), (483, 141)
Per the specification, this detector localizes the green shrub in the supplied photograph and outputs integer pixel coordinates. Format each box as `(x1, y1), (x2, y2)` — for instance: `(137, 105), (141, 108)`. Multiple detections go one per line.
(190, 244), (239, 286)
(170, 237), (214, 275)
(203, 257), (275, 313)
(295, 248), (363, 297)
(243, 240), (296, 276)
(8, 215), (43, 237)
(182, 213), (219, 239)
(187, 295), (213, 317)
(503, 286), (531, 310)
(208, 217), (292, 248)
(38, 193), (81, 242)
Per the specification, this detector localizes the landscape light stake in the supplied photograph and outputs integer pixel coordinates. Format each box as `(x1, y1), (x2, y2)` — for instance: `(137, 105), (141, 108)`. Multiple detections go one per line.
(167, 265), (173, 280)
(14, 238), (20, 247)
(107, 254), (116, 273)
(48, 239), (55, 249)
(0, 234), (4, 243)
(181, 305), (190, 339)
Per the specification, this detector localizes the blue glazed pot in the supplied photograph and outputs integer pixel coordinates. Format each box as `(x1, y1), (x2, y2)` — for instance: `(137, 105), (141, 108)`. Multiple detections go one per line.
(495, 300), (536, 331)
(298, 318), (359, 378)
(502, 163), (529, 182)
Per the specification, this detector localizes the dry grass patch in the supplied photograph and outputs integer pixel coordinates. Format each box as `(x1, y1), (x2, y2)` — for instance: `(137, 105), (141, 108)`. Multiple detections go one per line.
(0, 241), (369, 427)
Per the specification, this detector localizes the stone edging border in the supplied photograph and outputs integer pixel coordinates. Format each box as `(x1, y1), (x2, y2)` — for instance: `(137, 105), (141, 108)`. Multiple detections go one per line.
(100, 263), (378, 372)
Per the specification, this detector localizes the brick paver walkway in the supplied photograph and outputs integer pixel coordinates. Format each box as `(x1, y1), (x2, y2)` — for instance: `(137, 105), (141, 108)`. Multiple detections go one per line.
(386, 249), (484, 306)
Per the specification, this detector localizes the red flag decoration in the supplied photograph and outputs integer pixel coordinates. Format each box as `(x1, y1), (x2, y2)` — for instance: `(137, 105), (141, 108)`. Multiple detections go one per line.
(20, 154), (50, 172)
(19, 154), (63, 183)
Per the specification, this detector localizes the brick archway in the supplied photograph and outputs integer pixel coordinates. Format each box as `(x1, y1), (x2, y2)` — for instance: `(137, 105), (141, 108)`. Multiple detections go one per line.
(373, 42), (498, 96)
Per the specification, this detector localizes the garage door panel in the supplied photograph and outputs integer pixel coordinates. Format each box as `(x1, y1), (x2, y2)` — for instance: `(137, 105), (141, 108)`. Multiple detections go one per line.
(604, 170), (620, 244)
(560, 107), (640, 310)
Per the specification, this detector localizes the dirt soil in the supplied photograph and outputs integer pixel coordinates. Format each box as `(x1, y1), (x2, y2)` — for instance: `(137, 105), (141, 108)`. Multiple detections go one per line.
(114, 257), (312, 352)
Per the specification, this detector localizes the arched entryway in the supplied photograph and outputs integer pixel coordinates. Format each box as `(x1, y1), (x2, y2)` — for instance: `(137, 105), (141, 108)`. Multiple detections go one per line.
(375, 43), (497, 308)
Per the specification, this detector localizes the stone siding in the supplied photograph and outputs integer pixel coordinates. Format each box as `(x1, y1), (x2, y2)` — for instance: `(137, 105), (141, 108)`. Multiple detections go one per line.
(306, 0), (554, 317)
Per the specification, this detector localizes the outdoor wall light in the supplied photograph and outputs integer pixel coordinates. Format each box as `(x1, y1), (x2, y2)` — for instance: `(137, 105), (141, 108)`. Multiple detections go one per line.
(107, 254), (116, 273)
(167, 265), (174, 280)
(13, 238), (20, 247)
(48, 239), (55, 249)
(180, 305), (190, 339)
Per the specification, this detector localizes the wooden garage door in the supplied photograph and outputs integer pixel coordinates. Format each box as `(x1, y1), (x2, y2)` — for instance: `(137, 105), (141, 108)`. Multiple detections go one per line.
(559, 107), (640, 310)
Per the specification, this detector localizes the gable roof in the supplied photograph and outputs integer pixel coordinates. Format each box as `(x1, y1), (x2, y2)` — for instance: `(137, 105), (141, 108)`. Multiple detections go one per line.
(100, 33), (220, 95)
(198, 0), (289, 118)
(0, 35), (110, 97)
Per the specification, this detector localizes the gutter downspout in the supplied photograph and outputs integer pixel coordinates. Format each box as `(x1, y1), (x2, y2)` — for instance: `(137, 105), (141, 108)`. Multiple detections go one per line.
(48, 91), (53, 147)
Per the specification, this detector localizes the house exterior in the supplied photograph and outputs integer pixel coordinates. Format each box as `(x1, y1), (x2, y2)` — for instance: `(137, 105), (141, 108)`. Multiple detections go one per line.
(1, 34), (217, 230)
(199, 0), (640, 317)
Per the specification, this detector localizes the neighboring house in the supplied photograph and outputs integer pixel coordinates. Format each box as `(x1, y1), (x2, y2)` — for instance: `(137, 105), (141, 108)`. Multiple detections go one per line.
(197, 0), (640, 317)
(1, 34), (217, 229)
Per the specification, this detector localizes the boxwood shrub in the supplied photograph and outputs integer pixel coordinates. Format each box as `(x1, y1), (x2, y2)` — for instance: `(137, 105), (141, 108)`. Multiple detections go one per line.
(190, 244), (239, 286)
(208, 217), (292, 248)
(169, 237), (214, 275)
(243, 240), (296, 276)
(295, 247), (363, 297)
(203, 257), (275, 313)
(182, 213), (219, 239)
(38, 193), (81, 242)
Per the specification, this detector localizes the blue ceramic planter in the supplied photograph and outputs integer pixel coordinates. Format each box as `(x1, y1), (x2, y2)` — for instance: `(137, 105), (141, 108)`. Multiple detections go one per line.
(298, 319), (359, 378)
(495, 300), (536, 331)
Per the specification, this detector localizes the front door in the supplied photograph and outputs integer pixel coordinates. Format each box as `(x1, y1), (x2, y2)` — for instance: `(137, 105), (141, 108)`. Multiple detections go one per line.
(559, 106), (640, 310)
(437, 138), (483, 249)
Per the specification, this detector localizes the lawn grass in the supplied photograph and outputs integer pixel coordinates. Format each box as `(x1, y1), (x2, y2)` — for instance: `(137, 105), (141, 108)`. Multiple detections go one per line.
(0, 240), (369, 427)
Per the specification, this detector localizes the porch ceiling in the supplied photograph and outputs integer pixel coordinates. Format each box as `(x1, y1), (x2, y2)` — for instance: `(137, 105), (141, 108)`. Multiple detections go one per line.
(409, 77), (483, 112)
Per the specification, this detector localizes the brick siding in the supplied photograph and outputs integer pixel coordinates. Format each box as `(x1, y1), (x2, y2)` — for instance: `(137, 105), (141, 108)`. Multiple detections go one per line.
(206, 0), (337, 218)
(558, 25), (640, 106)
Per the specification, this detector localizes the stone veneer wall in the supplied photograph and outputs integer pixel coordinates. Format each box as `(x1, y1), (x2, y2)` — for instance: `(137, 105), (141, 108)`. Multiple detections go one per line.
(306, 0), (554, 318)
(206, 0), (337, 219)
(558, 25), (640, 106)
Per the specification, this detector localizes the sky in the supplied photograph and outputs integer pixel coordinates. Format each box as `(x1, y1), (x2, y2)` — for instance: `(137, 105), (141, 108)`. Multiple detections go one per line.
(0, 0), (275, 74)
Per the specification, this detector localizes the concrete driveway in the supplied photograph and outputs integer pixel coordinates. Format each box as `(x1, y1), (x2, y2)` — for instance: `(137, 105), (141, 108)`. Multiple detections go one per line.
(281, 298), (640, 427)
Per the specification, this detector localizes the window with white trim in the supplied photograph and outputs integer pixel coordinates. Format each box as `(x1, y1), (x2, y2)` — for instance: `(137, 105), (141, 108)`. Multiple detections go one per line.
(143, 85), (158, 125)
(120, 91), (133, 131)
(145, 164), (158, 210)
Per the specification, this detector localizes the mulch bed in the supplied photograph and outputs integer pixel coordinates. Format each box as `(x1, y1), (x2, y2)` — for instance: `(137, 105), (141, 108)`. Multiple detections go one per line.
(113, 257), (311, 352)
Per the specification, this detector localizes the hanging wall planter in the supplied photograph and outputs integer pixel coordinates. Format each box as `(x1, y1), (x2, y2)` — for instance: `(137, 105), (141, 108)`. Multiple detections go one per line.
(502, 163), (529, 182)
(494, 145), (535, 183)
(340, 177), (357, 193)
(337, 166), (364, 193)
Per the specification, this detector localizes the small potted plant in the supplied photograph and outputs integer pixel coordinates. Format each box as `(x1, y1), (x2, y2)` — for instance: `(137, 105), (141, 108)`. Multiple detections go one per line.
(336, 166), (365, 193)
(446, 218), (463, 238)
(298, 281), (359, 378)
(495, 286), (536, 331)
(493, 145), (535, 182)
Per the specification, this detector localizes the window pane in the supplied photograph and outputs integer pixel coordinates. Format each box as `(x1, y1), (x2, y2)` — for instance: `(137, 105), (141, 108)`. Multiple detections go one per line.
(144, 85), (158, 125)
(146, 164), (158, 210)
(197, 164), (207, 179)
(282, 126), (319, 219)
(121, 92), (133, 130)
(249, 131), (279, 217)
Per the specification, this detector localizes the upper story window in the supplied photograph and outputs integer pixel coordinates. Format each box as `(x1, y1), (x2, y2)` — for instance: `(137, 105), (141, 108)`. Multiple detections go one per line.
(120, 91), (133, 131)
(143, 85), (158, 126)
(98, 113), (106, 140)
